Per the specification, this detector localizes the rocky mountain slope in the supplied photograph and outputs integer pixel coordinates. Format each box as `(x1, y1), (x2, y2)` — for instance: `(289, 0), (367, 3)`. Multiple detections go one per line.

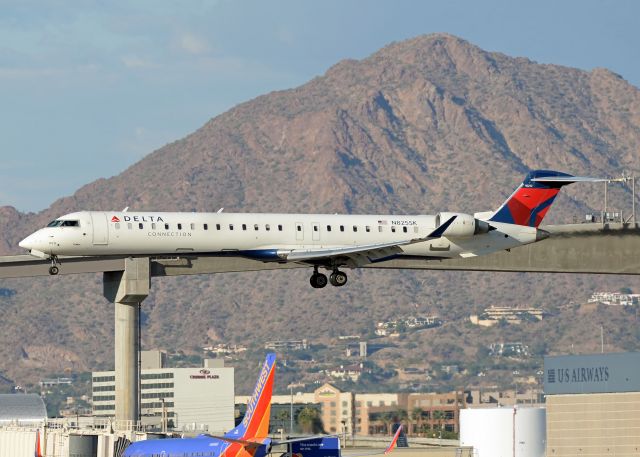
(1, 34), (639, 391)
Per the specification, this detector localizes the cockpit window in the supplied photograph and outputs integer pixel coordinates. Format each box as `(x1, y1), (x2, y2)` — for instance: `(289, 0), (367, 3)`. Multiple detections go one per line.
(47, 219), (79, 227)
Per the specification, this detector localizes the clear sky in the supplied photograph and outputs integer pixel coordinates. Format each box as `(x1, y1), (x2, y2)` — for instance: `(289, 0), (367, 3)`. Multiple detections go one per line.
(1, 0), (639, 212)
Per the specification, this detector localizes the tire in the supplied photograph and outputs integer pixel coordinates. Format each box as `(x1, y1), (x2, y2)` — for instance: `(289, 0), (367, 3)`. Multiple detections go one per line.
(315, 273), (328, 288)
(330, 271), (347, 287)
(49, 266), (59, 275)
(310, 273), (328, 288)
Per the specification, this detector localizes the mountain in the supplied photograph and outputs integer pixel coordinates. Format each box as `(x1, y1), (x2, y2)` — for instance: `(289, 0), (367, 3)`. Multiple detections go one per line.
(1, 34), (639, 393)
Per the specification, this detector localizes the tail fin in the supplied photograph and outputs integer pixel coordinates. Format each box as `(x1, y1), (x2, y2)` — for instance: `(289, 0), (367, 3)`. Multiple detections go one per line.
(384, 425), (403, 454)
(226, 353), (276, 439)
(488, 170), (596, 228)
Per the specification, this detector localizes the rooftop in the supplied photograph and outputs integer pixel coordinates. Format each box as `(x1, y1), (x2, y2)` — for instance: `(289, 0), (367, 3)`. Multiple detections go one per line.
(0, 394), (47, 423)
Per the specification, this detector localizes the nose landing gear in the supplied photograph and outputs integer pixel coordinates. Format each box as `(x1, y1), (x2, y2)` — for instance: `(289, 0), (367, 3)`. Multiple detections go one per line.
(48, 256), (60, 275)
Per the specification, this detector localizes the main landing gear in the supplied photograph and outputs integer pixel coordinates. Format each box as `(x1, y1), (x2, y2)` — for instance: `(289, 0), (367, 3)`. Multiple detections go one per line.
(310, 266), (347, 288)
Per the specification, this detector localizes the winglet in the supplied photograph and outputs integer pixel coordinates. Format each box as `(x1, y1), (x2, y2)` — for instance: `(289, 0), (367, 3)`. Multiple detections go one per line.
(426, 215), (457, 238)
(384, 425), (403, 455)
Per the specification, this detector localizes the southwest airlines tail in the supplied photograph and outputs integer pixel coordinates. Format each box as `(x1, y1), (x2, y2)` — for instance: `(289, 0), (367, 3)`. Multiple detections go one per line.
(488, 170), (602, 228)
(226, 353), (276, 440)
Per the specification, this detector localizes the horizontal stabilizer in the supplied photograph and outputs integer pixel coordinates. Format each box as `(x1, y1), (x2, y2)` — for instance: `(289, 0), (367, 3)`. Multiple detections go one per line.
(531, 176), (607, 183)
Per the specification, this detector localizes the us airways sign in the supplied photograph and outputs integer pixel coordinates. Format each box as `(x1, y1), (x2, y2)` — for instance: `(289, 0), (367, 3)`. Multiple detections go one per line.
(544, 352), (640, 395)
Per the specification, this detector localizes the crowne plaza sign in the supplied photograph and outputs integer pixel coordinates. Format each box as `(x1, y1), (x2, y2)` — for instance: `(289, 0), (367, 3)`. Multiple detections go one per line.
(544, 352), (640, 395)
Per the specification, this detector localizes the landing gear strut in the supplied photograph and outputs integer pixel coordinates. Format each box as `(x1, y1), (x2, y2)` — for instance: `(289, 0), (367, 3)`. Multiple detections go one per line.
(329, 269), (347, 287)
(309, 266), (327, 289)
(48, 256), (59, 275)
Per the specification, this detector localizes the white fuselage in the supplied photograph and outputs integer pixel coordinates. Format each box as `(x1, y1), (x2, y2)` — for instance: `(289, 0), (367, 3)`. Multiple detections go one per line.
(20, 211), (539, 264)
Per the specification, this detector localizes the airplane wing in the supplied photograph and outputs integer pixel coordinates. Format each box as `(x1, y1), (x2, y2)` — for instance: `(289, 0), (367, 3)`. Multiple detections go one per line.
(271, 435), (334, 446)
(281, 216), (457, 267)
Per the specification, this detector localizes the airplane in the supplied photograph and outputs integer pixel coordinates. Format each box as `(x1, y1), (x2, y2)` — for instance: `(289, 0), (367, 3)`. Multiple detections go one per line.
(123, 353), (277, 457)
(123, 353), (404, 457)
(18, 170), (602, 288)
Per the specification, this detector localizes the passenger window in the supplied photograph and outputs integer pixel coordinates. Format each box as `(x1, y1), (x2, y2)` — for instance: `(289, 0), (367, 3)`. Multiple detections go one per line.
(340, 225), (345, 232)
(242, 224), (247, 230)
(327, 225), (332, 232)
(391, 226), (396, 233)
(165, 223), (169, 230)
(151, 223), (156, 230)
(403, 226), (408, 233)
(139, 223), (144, 229)
(115, 223), (120, 230)
(216, 224), (220, 230)
(254, 224), (259, 231)
(177, 223), (182, 230)
(190, 223), (195, 230)
(366, 226), (371, 232)
(229, 224), (234, 230)
(204, 224), (208, 230)
(265, 224), (270, 231)
(127, 223), (132, 230)
(353, 226), (357, 232)
(278, 224), (283, 231)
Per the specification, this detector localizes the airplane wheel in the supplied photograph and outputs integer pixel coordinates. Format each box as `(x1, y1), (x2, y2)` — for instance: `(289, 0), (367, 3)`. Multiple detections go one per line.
(310, 273), (328, 288)
(49, 266), (59, 275)
(330, 270), (347, 287)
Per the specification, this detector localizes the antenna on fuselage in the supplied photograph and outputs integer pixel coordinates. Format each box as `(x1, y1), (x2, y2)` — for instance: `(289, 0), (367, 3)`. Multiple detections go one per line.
(217, 208), (224, 213)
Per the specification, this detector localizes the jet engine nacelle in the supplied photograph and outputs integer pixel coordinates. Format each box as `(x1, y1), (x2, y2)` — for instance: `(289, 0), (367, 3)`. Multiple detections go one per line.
(436, 212), (491, 237)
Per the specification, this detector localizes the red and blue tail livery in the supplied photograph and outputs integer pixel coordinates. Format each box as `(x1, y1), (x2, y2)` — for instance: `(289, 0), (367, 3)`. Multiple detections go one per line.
(489, 170), (586, 228)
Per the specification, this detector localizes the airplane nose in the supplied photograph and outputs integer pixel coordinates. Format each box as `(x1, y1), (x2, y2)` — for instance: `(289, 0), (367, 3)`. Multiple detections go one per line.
(19, 235), (36, 250)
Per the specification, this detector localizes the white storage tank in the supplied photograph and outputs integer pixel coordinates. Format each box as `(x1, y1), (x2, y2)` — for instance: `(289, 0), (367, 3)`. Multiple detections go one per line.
(460, 406), (546, 457)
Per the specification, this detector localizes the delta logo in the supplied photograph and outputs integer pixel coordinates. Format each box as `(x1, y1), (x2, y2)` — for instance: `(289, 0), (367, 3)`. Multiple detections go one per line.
(110, 215), (164, 223)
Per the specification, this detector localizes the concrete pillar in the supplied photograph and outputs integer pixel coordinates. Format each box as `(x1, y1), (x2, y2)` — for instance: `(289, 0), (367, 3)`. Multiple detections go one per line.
(103, 257), (150, 428)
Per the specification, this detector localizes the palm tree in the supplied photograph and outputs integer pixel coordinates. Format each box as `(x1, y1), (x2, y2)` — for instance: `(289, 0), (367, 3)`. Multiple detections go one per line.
(410, 407), (424, 436)
(379, 412), (394, 435)
(297, 407), (324, 434)
(394, 408), (408, 432)
(432, 410), (446, 442)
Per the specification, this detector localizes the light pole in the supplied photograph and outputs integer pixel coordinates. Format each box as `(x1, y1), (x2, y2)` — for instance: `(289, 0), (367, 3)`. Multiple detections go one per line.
(290, 385), (294, 435)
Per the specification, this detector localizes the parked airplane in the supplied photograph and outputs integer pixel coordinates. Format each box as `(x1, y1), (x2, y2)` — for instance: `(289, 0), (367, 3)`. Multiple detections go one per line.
(18, 170), (600, 287)
(124, 353), (276, 457)
(123, 353), (403, 457)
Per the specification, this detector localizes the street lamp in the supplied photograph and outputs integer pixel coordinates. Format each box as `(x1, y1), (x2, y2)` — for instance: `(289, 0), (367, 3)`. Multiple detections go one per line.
(290, 385), (294, 435)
